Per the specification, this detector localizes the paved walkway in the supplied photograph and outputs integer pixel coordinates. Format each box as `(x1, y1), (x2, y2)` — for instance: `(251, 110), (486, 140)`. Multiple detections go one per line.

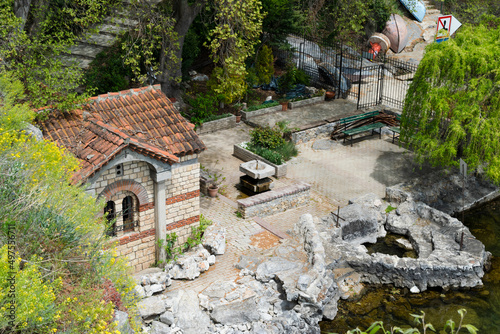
(161, 100), (433, 294)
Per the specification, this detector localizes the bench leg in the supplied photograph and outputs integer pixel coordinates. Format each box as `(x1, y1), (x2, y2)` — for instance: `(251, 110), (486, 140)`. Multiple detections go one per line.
(350, 135), (353, 147)
(392, 132), (395, 143)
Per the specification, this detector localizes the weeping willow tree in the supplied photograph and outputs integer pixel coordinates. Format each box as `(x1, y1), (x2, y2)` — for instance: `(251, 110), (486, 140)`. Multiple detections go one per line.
(401, 17), (500, 183)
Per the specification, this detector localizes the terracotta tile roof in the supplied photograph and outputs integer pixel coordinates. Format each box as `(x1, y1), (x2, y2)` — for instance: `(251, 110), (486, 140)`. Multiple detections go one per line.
(40, 85), (206, 184)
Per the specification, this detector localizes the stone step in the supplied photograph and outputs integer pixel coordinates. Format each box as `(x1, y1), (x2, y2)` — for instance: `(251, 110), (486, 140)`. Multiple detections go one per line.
(80, 33), (118, 48)
(67, 43), (106, 58)
(427, 8), (441, 14)
(97, 23), (128, 35)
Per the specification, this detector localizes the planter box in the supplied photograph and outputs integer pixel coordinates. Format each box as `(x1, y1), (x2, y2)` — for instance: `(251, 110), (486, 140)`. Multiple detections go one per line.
(233, 144), (287, 178)
(241, 104), (282, 121)
(288, 95), (325, 109)
(196, 115), (236, 134)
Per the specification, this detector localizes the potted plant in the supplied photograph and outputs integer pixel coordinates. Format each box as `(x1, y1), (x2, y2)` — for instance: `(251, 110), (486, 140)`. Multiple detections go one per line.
(279, 98), (289, 111)
(234, 102), (243, 123)
(207, 171), (225, 198)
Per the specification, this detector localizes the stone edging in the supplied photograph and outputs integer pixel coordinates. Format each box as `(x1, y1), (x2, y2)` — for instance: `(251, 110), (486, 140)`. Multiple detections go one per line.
(237, 182), (311, 218)
(289, 95), (325, 109)
(196, 115), (236, 134)
(233, 144), (287, 177)
(241, 104), (282, 120)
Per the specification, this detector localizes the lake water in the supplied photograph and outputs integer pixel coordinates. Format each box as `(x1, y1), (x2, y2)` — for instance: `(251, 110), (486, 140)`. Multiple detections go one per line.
(320, 198), (500, 333)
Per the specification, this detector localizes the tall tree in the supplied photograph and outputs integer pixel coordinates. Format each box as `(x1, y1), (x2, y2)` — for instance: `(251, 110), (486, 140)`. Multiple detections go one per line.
(401, 19), (500, 182)
(124, 0), (263, 99)
(1, 0), (119, 111)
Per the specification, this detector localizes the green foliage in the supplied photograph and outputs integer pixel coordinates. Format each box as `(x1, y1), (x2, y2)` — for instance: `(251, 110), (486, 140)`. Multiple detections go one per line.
(84, 42), (134, 95)
(279, 65), (309, 93)
(341, 309), (477, 334)
(186, 93), (219, 125)
(247, 121), (298, 164)
(122, 1), (180, 86)
(157, 215), (213, 265)
(402, 21), (500, 183)
(255, 45), (275, 85)
(207, 0), (264, 103)
(181, 27), (201, 80)
(0, 246), (62, 332)
(0, 74), (139, 333)
(247, 101), (280, 111)
(250, 126), (286, 150)
(0, 0), (119, 111)
(261, 0), (307, 47)
(385, 205), (397, 213)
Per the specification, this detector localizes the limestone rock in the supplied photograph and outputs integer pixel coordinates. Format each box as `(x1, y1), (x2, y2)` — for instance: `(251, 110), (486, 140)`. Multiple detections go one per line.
(113, 310), (133, 334)
(203, 222), (227, 255)
(138, 296), (167, 318)
(210, 298), (261, 325)
(175, 290), (211, 334)
(150, 321), (171, 334)
(169, 257), (200, 280)
(160, 311), (175, 326)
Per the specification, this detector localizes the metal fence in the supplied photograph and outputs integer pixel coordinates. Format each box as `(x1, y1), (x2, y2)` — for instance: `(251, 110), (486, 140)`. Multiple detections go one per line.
(276, 35), (419, 110)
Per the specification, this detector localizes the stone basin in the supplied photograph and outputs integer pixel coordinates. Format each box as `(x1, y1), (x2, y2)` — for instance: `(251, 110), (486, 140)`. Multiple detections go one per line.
(239, 160), (275, 180)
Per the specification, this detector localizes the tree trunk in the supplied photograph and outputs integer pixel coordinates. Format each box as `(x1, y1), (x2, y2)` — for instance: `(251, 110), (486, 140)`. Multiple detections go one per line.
(13, 0), (33, 31)
(159, 0), (204, 98)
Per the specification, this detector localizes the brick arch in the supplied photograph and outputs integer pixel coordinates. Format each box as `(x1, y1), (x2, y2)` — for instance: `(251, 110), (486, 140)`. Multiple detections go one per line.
(99, 179), (149, 206)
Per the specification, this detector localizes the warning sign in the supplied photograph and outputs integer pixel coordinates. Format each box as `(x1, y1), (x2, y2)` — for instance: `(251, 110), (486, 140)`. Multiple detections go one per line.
(436, 15), (462, 43)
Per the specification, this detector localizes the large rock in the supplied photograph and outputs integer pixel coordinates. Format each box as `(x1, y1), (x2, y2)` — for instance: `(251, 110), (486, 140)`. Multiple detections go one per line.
(113, 310), (133, 334)
(255, 257), (299, 282)
(210, 297), (261, 325)
(150, 321), (171, 334)
(137, 296), (167, 318)
(338, 203), (379, 244)
(175, 290), (211, 334)
(168, 257), (200, 280)
(202, 222), (227, 255)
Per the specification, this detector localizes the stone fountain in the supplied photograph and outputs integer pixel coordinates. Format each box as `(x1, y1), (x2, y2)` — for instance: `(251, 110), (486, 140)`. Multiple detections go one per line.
(239, 160), (274, 193)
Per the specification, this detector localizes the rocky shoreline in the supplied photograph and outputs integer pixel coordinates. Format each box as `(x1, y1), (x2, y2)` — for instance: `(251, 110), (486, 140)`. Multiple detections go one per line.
(115, 176), (492, 333)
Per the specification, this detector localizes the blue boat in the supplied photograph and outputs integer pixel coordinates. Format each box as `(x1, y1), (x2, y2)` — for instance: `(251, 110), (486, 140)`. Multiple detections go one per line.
(399, 0), (426, 22)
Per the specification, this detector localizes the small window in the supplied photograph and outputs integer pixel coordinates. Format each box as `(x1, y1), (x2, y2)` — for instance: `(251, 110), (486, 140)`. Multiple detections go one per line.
(122, 196), (134, 232)
(116, 164), (123, 177)
(104, 201), (116, 237)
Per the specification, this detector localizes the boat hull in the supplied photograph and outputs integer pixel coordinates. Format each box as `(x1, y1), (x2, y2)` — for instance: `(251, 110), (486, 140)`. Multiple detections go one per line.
(399, 0), (426, 22)
(382, 14), (409, 53)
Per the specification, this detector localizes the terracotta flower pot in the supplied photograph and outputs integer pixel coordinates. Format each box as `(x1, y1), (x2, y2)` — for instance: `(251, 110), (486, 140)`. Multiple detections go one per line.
(236, 115), (242, 123)
(325, 91), (335, 99)
(280, 102), (288, 111)
(208, 186), (218, 197)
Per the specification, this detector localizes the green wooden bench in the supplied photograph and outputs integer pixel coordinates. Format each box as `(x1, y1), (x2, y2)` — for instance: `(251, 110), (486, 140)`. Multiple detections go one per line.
(340, 111), (384, 147)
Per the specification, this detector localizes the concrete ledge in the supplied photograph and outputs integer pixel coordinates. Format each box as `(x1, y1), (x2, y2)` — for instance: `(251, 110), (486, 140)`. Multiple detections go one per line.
(237, 182), (311, 218)
(289, 95), (324, 109)
(241, 104), (282, 120)
(233, 144), (287, 177)
(196, 115), (235, 134)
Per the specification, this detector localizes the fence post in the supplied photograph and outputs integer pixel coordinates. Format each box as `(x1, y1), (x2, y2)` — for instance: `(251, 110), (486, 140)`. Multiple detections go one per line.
(357, 55), (363, 109)
(379, 58), (385, 105)
(338, 44), (343, 99)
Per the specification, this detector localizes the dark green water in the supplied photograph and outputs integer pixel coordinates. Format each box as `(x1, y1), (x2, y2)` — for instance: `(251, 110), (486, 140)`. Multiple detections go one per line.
(320, 199), (500, 334)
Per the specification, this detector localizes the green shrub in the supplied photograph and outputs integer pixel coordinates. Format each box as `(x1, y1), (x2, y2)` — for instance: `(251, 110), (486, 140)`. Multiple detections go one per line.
(256, 45), (275, 84)
(84, 42), (134, 95)
(187, 93), (219, 125)
(279, 65), (310, 92)
(250, 126), (286, 150)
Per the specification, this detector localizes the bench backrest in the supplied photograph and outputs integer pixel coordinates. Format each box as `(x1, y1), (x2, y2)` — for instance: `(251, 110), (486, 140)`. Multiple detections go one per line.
(340, 111), (379, 124)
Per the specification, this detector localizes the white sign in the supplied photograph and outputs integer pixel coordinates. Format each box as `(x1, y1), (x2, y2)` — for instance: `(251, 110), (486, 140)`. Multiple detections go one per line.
(459, 158), (467, 178)
(436, 15), (462, 42)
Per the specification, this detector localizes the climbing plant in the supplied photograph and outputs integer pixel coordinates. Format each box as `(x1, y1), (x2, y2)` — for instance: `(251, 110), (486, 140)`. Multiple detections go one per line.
(401, 19), (500, 183)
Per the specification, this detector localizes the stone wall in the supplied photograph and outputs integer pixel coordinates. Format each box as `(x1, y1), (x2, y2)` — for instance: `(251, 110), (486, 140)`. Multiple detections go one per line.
(196, 115), (236, 134)
(241, 105), (282, 121)
(291, 121), (338, 144)
(233, 144), (287, 177)
(88, 160), (157, 272)
(237, 182), (311, 218)
(288, 95), (324, 109)
(165, 159), (201, 245)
